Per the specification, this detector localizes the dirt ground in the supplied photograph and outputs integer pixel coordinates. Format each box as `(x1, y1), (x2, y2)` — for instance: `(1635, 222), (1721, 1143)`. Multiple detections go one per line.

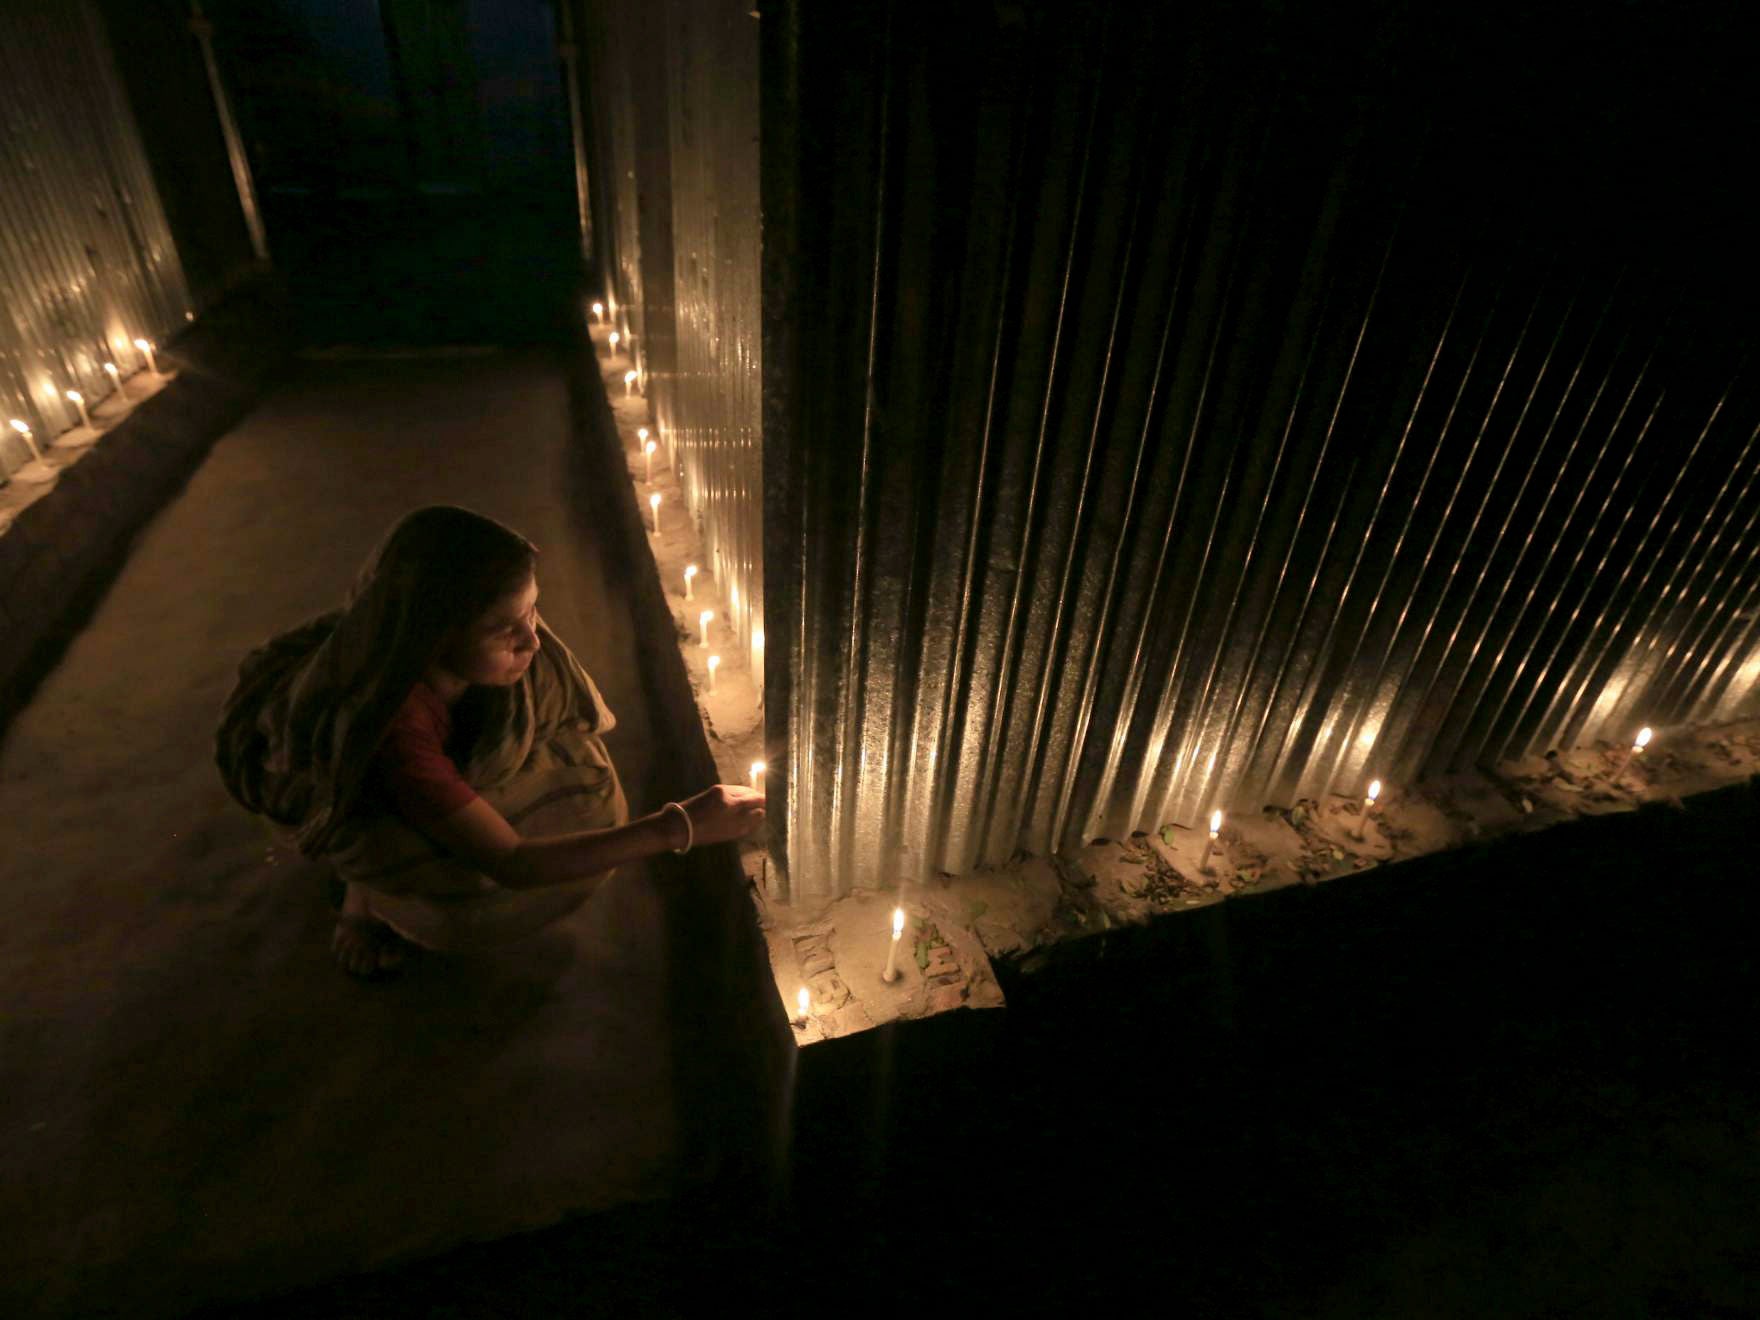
(0, 350), (769, 1320)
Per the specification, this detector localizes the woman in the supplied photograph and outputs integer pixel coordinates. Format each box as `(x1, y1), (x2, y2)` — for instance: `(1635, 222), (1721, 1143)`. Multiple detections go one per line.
(214, 505), (766, 979)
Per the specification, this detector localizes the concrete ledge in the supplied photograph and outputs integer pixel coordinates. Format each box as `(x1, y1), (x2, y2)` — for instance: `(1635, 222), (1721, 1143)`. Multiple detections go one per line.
(0, 278), (292, 745)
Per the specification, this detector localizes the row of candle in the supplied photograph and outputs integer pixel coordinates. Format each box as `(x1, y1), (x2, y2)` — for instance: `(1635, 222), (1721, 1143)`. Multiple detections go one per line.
(7, 341), (159, 455)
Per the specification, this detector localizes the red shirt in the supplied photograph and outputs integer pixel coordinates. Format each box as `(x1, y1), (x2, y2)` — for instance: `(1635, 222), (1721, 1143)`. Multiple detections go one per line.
(372, 680), (481, 825)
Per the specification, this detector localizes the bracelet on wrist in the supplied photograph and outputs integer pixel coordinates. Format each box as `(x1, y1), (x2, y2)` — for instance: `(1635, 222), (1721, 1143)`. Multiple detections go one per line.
(662, 801), (692, 855)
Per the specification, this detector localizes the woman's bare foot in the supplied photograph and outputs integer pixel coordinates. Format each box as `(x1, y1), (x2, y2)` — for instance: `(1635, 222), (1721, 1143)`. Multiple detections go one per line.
(331, 882), (413, 979)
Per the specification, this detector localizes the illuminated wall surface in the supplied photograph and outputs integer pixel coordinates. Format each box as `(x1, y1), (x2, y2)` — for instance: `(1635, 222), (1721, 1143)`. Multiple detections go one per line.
(0, 1), (191, 481)
(587, 0), (1759, 898)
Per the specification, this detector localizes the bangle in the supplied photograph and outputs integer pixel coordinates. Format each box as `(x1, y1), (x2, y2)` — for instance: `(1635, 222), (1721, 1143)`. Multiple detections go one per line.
(661, 801), (692, 855)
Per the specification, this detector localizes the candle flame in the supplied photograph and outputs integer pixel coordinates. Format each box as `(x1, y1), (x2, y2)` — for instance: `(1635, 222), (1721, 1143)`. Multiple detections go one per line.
(104, 362), (119, 375)
(700, 610), (713, 630)
(1367, 779), (1381, 802)
(625, 370), (638, 383)
(65, 390), (82, 403)
(649, 493), (661, 510)
(645, 441), (657, 456)
(638, 426), (649, 440)
(591, 301), (603, 315)
(10, 418), (31, 434)
(797, 986), (810, 1017)
(1634, 727), (1652, 749)
(133, 338), (150, 351)
(753, 627), (764, 649)
(751, 760), (765, 780)
(685, 564), (698, 579)
(1209, 809), (1222, 834)
(892, 906), (904, 936)
(707, 654), (720, 671)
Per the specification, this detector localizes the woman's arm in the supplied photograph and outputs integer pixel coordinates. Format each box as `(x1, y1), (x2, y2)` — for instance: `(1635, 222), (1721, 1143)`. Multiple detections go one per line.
(418, 784), (764, 891)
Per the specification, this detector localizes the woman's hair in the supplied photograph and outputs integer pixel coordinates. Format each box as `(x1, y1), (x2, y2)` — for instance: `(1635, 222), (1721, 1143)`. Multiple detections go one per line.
(271, 506), (539, 855)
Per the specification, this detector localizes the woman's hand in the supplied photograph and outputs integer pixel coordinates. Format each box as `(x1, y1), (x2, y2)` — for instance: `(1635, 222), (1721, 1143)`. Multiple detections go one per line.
(677, 783), (767, 846)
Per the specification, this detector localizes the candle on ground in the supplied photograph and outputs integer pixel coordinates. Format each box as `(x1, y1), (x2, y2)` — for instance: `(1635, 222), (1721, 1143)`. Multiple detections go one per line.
(684, 564), (697, 600)
(104, 362), (126, 400)
(1614, 726), (1653, 778)
(65, 390), (91, 428)
(796, 986), (810, 1025)
(648, 492), (661, 533)
(883, 906), (905, 983)
(699, 609), (713, 648)
(1199, 809), (1222, 873)
(707, 654), (720, 693)
(591, 300), (604, 324)
(9, 419), (46, 464)
(133, 338), (158, 374)
(644, 439), (657, 482)
(624, 369), (638, 398)
(1355, 779), (1382, 840)
(750, 760), (765, 791)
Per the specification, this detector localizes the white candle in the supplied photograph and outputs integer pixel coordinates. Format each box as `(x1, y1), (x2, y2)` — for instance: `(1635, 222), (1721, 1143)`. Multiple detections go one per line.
(624, 369), (638, 398)
(133, 338), (158, 374)
(609, 331), (620, 355)
(1356, 778), (1382, 839)
(699, 609), (713, 648)
(1199, 809), (1222, 873)
(104, 362), (127, 400)
(644, 440), (657, 483)
(750, 760), (765, 791)
(684, 564), (697, 600)
(9, 419), (45, 464)
(1614, 726), (1653, 778)
(707, 653), (720, 692)
(591, 300), (604, 324)
(65, 389), (91, 428)
(883, 906), (904, 983)
(648, 492), (661, 533)
(796, 985), (810, 1025)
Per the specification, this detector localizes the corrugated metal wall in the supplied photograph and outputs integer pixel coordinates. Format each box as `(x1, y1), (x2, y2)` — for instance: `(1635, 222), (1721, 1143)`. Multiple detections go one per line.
(0, 0), (191, 480)
(761, 0), (1759, 897)
(574, 0), (767, 716)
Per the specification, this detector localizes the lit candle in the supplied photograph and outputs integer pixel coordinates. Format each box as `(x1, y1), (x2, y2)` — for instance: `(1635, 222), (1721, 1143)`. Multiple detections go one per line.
(104, 361), (127, 400)
(609, 331), (620, 356)
(133, 338), (158, 374)
(1613, 726), (1653, 778)
(9, 419), (46, 464)
(1355, 779), (1382, 840)
(684, 564), (697, 600)
(648, 492), (662, 534)
(624, 369), (638, 398)
(591, 300), (604, 324)
(796, 985), (810, 1025)
(882, 906), (905, 983)
(707, 653), (720, 692)
(65, 389), (91, 428)
(750, 760), (765, 791)
(1199, 809), (1222, 874)
(699, 609), (713, 648)
(644, 439), (657, 482)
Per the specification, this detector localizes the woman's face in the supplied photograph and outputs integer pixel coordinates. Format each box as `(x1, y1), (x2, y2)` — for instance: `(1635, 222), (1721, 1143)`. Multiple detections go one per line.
(441, 574), (541, 686)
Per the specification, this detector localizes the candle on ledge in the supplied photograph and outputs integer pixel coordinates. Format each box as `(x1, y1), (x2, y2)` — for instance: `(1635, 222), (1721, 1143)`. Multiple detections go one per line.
(648, 492), (661, 533)
(644, 439), (657, 483)
(750, 760), (765, 791)
(1613, 726), (1653, 778)
(9, 419), (46, 464)
(1199, 809), (1222, 874)
(133, 338), (158, 374)
(1355, 779), (1382, 840)
(624, 369), (638, 398)
(882, 906), (905, 983)
(699, 609), (713, 648)
(706, 653), (720, 693)
(684, 564), (697, 600)
(609, 331), (620, 356)
(796, 985), (810, 1026)
(591, 300), (604, 324)
(65, 390), (91, 428)
(104, 361), (126, 400)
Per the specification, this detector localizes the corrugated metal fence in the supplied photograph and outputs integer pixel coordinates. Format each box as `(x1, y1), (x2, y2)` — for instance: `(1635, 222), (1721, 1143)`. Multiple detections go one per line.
(585, 0), (1760, 898)
(0, 0), (191, 482)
